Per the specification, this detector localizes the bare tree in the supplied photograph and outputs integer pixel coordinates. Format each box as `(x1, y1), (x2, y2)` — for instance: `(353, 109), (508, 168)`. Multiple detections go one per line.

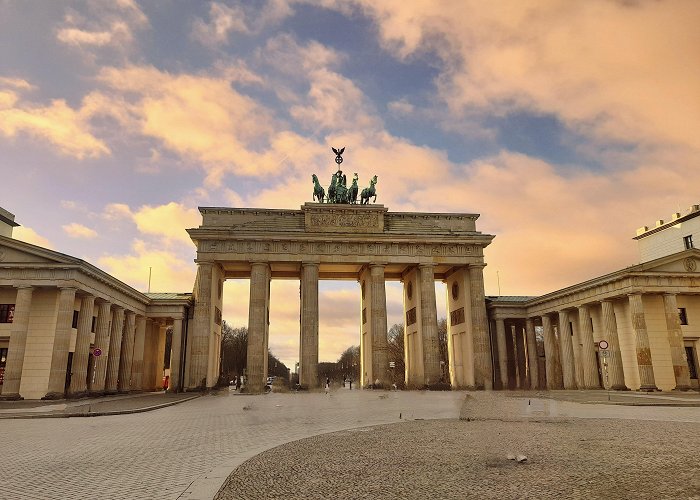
(336, 345), (360, 382)
(387, 323), (405, 385)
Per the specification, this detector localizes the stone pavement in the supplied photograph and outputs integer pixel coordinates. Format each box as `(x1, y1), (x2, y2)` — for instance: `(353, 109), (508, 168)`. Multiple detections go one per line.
(0, 388), (698, 500)
(0, 391), (199, 418)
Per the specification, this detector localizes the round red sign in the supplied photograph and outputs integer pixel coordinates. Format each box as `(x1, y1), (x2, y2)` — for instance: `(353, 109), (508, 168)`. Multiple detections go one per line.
(598, 340), (609, 350)
(93, 348), (102, 357)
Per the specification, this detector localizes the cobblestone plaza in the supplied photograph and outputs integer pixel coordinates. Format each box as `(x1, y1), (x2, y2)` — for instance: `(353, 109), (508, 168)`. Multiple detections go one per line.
(1, 389), (698, 499)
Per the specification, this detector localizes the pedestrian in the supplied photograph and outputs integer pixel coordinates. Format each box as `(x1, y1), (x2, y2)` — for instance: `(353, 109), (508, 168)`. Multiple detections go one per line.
(325, 376), (330, 395)
(349, 378), (352, 390)
(236, 376), (241, 391)
(343, 375), (347, 388)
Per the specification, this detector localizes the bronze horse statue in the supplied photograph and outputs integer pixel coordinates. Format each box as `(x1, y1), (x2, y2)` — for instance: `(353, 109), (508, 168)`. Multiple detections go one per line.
(348, 173), (359, 204)
(312, 174), (325, 203)
(360, 175), (378, 205)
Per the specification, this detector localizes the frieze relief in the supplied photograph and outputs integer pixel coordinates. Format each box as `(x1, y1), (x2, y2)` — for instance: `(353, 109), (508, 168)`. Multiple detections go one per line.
(199, 240), (483, 257)
(309, 213), (378, 228)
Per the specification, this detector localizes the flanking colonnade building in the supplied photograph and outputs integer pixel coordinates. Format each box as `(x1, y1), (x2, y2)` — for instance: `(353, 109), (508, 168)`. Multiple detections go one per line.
(1, 201), (699, 399)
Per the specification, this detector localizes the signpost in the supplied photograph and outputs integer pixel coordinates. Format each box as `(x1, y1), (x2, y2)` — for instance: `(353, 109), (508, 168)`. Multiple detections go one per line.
(598, 340), (610, 400)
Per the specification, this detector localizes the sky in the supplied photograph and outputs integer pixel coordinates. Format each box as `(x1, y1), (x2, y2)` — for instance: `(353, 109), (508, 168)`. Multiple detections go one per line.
(1, 0), (699, 367)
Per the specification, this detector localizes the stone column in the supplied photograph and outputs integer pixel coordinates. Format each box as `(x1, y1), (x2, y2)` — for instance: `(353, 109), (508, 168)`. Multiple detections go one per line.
(89, 300), (113, 394)
(600, 300), (627, 389)
(190, 262), (213, 389)
(628, 293), (657, 391)
(662, 293), (691, 390)
(542, 315), (563, 389)
(68, 294), (95, 397)
(299, 262), (319, 388)
(45, 287), (77, 399)
(370, 263), (390, 387)
(118, 311), (136, 392)
(468, 264), (492, 389)
(104, 307), (125, 394)
(577, 304), (600, 389)
(1, 286), (33, 399)
(557, 310), (577, 389)
(169, 317), (184, 392)
(525, 318), (539, 389)
(495, 318), (508, 389)
(130, 316), (147, 391)
(419, 264), (441, 385)
(515, 324), (527, 389)
(247, 262), (270, 394)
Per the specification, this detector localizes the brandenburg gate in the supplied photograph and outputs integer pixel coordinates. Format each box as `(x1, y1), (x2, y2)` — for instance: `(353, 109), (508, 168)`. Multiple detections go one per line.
(185, 203), (495, 394)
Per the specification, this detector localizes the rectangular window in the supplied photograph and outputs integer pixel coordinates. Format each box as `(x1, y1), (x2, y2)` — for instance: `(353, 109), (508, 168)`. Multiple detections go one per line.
(683, 235), (694, 249)
(72, 311), (79, 329)
(0, 304), (15, 323)
(91, 317), (97, 333)
(362, 307), (367, 325)
(679, 308), (688, 325)
(686, 346), (698, 379)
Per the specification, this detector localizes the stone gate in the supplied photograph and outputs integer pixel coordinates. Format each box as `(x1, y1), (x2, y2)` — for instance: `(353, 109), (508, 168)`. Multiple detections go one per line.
(185, 203), (495, 393)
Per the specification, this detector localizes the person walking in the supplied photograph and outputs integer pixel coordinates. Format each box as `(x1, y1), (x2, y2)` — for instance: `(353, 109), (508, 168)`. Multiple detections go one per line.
(325, 377), (330, 395)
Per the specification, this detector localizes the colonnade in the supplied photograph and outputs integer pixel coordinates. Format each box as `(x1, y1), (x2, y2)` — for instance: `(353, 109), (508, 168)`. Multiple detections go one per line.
(0, 285), (184, 400)
(491, 293), (692, 392)
(192, 260), (492, 393)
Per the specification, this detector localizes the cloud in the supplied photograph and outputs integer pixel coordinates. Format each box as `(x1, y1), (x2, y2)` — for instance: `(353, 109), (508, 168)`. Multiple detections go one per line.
(55, 0), (148, 52)
(192, 0), (294, 47)
(340, 0), (700, 152)
(12, 226), (53, 249)
(0, 89), (110, 158)
(62, 223), (98, 239)
(98, 239), (195, 293)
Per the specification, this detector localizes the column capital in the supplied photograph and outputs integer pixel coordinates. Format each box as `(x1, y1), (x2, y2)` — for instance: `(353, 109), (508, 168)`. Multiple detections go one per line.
(468, 263), (487, 270)
(95, 297), (113, 306)
(627, 291), (644, 298)
(417, 262), (435, 269)
(301, 261), (320, 268)
(58, 286), (78, 292)
(112, 305), (124, 313)
(662, 292), (677, 298)
(368, 262), (388, 269)
(15, 284), (34, 290)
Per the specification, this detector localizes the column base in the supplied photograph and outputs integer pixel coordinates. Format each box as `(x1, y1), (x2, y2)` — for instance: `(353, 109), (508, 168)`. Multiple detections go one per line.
(609, 384), (630, 391)
(0, 393), (23, 401)
(103, 390), (119, 396)
(66, 391), (90, 400)
(638, 385), (658, 392)
(675, 385), (691, 391)
(87, 391), (105, 398)
(42, 392), (65, 400)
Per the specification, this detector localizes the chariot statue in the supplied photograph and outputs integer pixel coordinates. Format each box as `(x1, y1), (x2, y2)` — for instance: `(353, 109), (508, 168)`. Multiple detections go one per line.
(311, 147), (378, 205)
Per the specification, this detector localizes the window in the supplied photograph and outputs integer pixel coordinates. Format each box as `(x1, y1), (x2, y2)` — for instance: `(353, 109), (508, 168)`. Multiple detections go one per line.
(684, 235), (694, 249)
(0, 304), (15, 323)
(72, 310), (79, 329)
(678, 308), (688, 325)
(686, 346), (698, 379)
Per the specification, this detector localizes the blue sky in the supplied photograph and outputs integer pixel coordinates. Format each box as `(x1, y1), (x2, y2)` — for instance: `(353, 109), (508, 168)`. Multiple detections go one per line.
(1, 0), (699, 366)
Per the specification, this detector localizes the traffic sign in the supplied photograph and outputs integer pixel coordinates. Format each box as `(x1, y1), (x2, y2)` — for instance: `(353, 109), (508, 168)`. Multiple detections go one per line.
(389, 361), (395, 368)
(598, 340), (609, 350)
(93, 348), (102, 357)
(600, 350), (609, 358)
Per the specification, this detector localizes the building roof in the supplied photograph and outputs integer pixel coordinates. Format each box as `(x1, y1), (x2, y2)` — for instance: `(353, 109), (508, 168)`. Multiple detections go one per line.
(633, 204), (700, 239)
(486, 296), (536, 302)
(144, 292), (192, 300)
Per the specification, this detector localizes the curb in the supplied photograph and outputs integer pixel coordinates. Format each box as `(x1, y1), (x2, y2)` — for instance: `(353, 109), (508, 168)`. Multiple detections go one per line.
(0, 395), (201, 419)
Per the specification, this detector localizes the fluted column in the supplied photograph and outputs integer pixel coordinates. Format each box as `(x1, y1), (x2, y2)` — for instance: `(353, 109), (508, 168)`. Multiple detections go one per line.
(247, 262), (270, 394)
(299, 262), (319, 388)
(169, 317), (183, 392)
(1, 286), (33, 399)
(515, 324), (527, 389)
(44, 287), (77, 399)
(68, 294), (95, 397)
(628, 293), (657, 391)
(370, 263), (390, 386)
(557, 310), (577, 389)
(577, 304), (600, 389)
(190, 262), (214, 389)
(662, 293), (690, 390)
(600, 300), (626, 389)
(542, 315), (563, 389)
(118, 311), (136, 392)
(525, 318), (539, 389)
(419, 264), (441, 385)
(130, 316), (147, 391)
(104, 307), (125, 394)
(468, 264), (493, 389)
(89, 300), (113, 394)
(495, 319), (508, 389)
